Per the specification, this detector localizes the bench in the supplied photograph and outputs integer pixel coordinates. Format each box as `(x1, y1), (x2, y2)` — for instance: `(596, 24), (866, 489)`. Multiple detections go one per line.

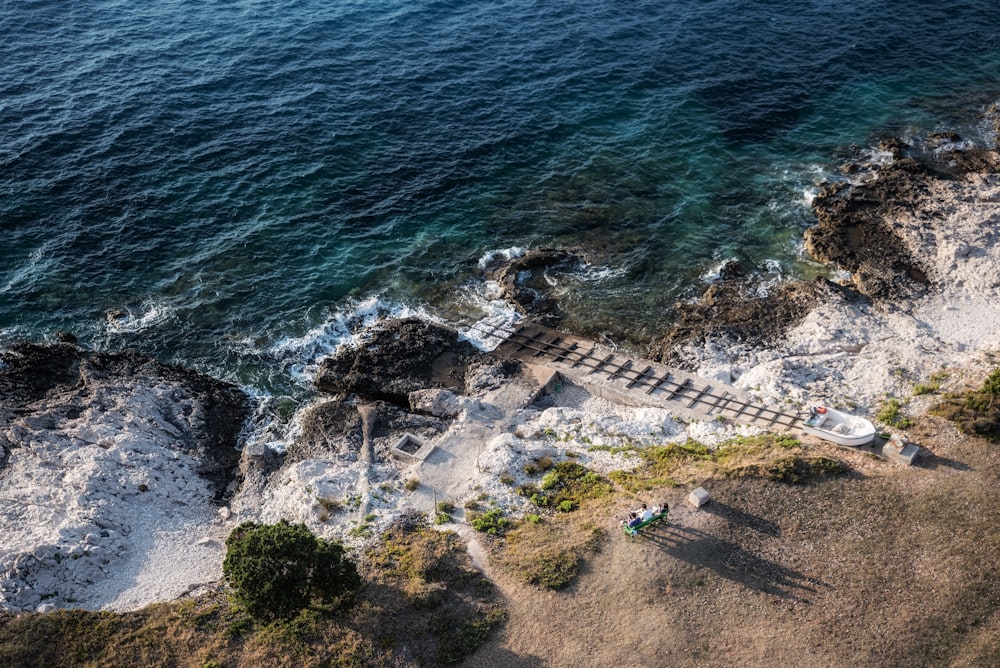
(622, 511), (668, 539)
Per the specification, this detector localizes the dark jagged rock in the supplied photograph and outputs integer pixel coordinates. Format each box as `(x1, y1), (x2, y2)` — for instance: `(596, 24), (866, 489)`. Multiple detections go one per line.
(806, 139), (1000, 301)
(313, 318), (485, 406)
(489, 248), (585, 325)
(647, 266), (836, 367)
(805, 158), (934, 301)
(943, 147), (1000, 174)
(0, 343), (250, 502)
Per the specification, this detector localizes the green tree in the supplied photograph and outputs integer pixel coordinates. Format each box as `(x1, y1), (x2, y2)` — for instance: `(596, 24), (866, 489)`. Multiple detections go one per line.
(222, 519), (360, 620)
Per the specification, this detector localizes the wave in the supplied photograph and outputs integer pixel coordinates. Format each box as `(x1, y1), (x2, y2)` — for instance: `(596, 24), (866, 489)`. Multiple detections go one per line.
(477, 246), (527, 270)
(103, 301), (177, 335)
(269, 295), (429, 384)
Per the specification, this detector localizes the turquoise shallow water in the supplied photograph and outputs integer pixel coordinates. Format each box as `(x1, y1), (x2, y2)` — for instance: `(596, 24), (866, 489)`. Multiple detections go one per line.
(3, 0), (1000, 396)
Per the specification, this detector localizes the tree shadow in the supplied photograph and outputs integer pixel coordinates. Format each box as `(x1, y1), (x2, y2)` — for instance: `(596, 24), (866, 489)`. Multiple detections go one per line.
(702, 501), (781, 536)
(640, 524), (826, 603)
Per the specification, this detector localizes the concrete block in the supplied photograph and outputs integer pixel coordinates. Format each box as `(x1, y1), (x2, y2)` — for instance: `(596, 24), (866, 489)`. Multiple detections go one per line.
(883, 434), (919, 466)
(885, 443), (920, 466)
(688, 487), (710, 508)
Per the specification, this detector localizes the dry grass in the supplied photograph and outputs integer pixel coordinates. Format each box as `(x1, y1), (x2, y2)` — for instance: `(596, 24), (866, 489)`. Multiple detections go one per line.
(0, 520), (504, 668)
(482, 436), (843, 593)
(608, 433), (845, 490)
(462, 416), (1000, 668)
(930, 368), (1000, 440)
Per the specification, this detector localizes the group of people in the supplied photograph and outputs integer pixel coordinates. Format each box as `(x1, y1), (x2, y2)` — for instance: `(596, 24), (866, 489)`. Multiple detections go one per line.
(621, 501), (669, 529)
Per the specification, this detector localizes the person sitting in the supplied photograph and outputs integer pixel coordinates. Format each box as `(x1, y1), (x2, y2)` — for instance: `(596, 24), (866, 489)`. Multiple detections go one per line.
(656, 501), (669, 517)
(638, 503), (654, 521)
(622, 512), (642, 528)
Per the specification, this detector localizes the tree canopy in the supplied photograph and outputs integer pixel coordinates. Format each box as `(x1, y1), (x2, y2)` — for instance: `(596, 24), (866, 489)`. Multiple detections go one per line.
(222, 519), (360, 620)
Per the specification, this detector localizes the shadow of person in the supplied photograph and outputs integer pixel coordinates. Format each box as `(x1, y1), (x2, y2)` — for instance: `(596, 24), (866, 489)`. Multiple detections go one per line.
(702, 501), (781, 536)
(642, 524), (826, 603)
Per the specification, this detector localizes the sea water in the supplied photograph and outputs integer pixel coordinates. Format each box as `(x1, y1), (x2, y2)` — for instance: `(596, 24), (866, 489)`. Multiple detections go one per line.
(3, 0), (1000, 399)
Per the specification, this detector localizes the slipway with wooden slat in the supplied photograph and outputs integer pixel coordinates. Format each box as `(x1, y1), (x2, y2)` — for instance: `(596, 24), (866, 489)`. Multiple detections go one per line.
(469, 320), (807, 432)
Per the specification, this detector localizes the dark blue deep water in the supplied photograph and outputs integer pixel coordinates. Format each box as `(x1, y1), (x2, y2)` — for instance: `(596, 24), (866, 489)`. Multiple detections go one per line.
(3, 0), (1000, 397)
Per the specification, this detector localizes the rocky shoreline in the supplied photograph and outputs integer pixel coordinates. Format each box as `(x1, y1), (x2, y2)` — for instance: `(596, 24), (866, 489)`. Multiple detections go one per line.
(3, 122), (1000, 614)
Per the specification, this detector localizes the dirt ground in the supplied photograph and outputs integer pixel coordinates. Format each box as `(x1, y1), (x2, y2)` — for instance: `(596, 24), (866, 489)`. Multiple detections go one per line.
(461, 417), (1000, 668)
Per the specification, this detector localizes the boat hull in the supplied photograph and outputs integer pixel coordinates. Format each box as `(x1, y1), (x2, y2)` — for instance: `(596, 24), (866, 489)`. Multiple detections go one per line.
(801, 423), (875, 447)
(801, 407), (876, 447)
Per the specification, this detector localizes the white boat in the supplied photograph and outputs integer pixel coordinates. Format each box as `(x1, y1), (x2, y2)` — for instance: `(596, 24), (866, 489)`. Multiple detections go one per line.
(801, 406), (876, 447)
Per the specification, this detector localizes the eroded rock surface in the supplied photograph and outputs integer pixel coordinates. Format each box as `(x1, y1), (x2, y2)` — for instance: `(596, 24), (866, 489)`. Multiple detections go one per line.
(646, 262), (832, 368)
(488, 248), (585, 325)
(0, 342), (249, 612)
(805, 140), (1000, 301)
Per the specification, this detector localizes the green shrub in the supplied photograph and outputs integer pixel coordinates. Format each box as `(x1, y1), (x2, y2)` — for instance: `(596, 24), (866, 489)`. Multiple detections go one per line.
(877, 397), (914, 428)
(470, 508), (510, 535)
(930, 369), (1000, 440)
(539, 471), (560, 491)
(557, 500), (575, 512)
(436, 500), (456, 514)
(516, 483), (539, 497)
(530, 493), (550, 507)
(222, 520), (360, 621)
(404, 478), (420, 492)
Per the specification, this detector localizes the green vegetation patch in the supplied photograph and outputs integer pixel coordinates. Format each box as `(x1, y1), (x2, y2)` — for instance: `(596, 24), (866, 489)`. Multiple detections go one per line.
(488, 461), (614, 591)
(500, 520), (604, 590)
(930, 368), (1000, 440)
(877, 397), (915, 429)
(468, 507), (510, 535)
(611, 434), (845, 490)
(223, 520), (361, 621)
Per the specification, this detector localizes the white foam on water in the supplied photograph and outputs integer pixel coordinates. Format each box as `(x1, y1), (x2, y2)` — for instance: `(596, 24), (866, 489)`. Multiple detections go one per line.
(477, 246), (526, 270)
(104, 301), (177, 335)
(237, 388), (305, 456)
(454, 280), (523, 352)
(270, 295), (428, 383)
(700, 258), (737, 283)
(575, 263), (627, 282)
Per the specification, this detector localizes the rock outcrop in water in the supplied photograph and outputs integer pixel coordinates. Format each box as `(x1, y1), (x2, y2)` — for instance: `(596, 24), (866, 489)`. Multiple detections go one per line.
(314, 318), (488, 405)
(646, 261), (831, 368)
(487, 248), (585, 326)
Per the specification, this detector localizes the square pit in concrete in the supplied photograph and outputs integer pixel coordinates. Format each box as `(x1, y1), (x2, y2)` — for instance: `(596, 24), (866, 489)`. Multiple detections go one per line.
(391, 433), (434, 462)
